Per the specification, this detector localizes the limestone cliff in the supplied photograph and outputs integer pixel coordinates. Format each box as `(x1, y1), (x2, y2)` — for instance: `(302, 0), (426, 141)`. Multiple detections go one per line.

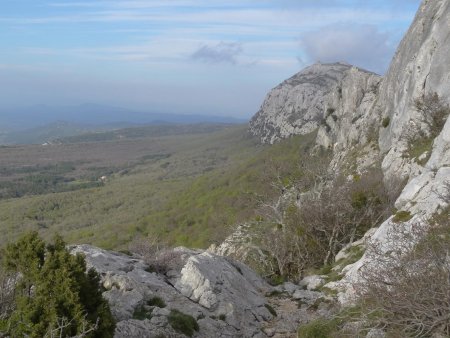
(249, 62), (381, 145)
(247, 0), (450, 304)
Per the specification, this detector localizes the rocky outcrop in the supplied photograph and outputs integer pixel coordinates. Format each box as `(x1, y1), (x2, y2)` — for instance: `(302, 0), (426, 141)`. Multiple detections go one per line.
(378, 0), (450, 181)
(70, 245), (332, 337)
(332, 0), (450, 304)
(249, 62), (381, 146)
(247, 0), (450, 307)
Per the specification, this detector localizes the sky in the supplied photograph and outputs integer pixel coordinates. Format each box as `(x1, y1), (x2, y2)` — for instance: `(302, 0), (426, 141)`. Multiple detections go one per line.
(0, 0), (421, 118)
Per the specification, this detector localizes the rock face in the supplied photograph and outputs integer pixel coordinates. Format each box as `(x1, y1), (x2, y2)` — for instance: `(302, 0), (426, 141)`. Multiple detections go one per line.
(249, 62), (381, 145)
(379, 0), (450, 181)
(247, 0), (450, 305)
(335, 0), (450, 304)
(70, 244), (327, 338)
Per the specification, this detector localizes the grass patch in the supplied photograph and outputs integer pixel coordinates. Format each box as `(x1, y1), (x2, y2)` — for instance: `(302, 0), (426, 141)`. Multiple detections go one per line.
(297, 306), (375, 337)
(298, 317), (338, 338)
(119, 249), (132, 256)
(168, 309), (199, 337)
(407, 137), (433, 162)
(334, 246), (365, 270)
(133, 305), (153, 320)
(268, 275), (285, 286)
(392, 210), (412, 223)
(320, 287), (338, 297)
(147, 296), (166, 308)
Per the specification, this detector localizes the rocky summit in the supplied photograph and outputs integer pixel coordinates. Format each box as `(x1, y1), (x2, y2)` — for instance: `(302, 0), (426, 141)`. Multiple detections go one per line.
(249, 62), (381, 145)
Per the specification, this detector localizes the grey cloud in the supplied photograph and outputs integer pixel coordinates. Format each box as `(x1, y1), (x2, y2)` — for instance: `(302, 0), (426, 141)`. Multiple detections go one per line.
(300, 24), (396, 74)
(190, 42), (243, 65)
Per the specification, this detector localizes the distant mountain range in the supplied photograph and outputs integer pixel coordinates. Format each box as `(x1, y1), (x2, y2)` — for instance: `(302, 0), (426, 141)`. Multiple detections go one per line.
(0, 103), (247, 144)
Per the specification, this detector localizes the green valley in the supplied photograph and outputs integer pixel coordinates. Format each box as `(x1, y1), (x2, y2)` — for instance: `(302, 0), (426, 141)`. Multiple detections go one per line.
(0, 124), (315, 250)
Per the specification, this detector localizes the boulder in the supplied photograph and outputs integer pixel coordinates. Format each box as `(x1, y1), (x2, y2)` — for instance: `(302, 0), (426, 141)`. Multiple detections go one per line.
(299, 275), (326, 291)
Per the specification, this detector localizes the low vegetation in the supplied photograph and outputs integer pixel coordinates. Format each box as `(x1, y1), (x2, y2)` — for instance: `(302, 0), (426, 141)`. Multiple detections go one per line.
(132, 306), (153, 320)
(297, 317), (338, 338)
(302, 190), (450, 338)
(252, 164), (394, 281)
(356, 205), (450, 337)
(147, 296), (166, 308)
(406, 92), (450, 162)
(168, 309), (199, 337)
(392, 210), (412, 223)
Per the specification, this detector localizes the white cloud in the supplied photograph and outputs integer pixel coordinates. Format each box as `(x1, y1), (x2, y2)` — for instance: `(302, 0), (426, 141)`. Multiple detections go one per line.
(190, 42), (243, 64)
(300, 24), (397, 74)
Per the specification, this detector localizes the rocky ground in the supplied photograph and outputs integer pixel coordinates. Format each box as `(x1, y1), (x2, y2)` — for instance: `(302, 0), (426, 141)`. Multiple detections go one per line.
(71, 245), (335, 338)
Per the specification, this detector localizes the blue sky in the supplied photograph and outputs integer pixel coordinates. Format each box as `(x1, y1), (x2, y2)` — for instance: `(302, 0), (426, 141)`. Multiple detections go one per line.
(0, 0), (421, 117)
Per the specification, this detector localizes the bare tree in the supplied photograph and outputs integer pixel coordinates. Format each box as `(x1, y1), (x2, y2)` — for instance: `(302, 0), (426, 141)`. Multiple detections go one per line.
(44, 317), (99, 338)
(129, 236), (182, 274)
(254, 163), (391, 280)
(414, 92), (450, 135)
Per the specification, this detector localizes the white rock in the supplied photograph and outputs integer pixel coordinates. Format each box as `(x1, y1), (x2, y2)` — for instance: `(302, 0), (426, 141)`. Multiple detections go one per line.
(299, 275), (326, 291)
(366, 328), (386, 338)
(71, 245), (273, 338)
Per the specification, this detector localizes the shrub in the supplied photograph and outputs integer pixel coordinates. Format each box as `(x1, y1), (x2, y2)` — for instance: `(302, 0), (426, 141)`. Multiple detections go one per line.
(133, 305), (152, 320)
(381, 117), (390, 128)
(414, 92), (450, 135)
(168, 309), (199, 337)
(129, 237), (182, 275)
(268, 274), (285, 286)
(297, 318), (337, 338)
(0, 232), (115, 337)
(147, 296), (166, 308)
(406, 93), (450, 160)
(392, 210), (412, 223)
(255, 165), (392, 281)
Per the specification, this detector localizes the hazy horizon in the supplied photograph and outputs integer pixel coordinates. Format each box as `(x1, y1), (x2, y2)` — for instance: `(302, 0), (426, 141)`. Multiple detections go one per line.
(1, 0), (421, 118)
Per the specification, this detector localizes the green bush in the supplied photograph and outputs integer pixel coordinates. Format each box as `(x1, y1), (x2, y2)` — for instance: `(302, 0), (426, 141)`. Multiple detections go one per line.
(168, 309), (199, 337)
(382, 117), (390, 128)
(407, 136), (433, 161)
(297, 318), (337, 338)
(392, 210), (412, 223)
(1, 232), (115, 337)
(133, 305), (152, 320)
(147, 296), (166, 308)
(268, 274), (285, 286)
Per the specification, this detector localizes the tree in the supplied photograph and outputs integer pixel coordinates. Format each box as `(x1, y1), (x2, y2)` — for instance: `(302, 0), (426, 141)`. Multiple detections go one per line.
(0, 232), (115, 338)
